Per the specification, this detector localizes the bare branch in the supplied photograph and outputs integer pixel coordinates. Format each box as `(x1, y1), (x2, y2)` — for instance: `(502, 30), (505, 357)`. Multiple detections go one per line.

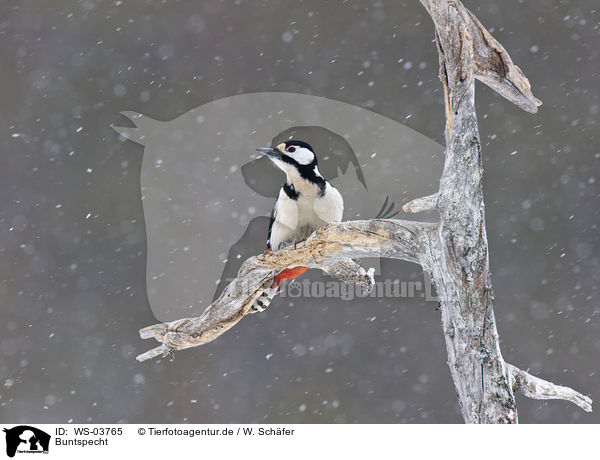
(402, 193), (439, 214)
(320, 259), (376, 292)
(507, 364), (593, 413)
(419, 0), (542, 113)
(136, 219), (432, 361)
(416, 0), (590, 423)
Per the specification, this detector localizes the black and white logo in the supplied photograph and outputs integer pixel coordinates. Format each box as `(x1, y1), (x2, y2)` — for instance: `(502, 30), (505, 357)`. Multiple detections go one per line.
(3, 426), (50, 458)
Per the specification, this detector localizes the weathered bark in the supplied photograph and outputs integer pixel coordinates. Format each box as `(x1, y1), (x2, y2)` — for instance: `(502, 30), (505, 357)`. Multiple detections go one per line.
(134, 0), (592, 421)
(136, 219), (429, 361)
(413, 0), (525, 423)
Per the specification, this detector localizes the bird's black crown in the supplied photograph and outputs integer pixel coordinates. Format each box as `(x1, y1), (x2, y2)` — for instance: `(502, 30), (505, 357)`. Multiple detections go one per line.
(284, 140), (314, 152)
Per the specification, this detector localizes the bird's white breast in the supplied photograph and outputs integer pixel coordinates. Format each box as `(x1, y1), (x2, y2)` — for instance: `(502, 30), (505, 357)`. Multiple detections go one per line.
(270, 182), (343, 250)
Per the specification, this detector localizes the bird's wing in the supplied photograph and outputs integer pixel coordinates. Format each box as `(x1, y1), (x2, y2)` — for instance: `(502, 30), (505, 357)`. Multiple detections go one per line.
(266, 205), (276, 250)
(314, 183), (344, 223)
(268, 189), (299, 250)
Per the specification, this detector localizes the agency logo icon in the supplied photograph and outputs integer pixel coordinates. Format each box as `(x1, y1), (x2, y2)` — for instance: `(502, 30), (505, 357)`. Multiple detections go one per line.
(3, 426), (50, 457)
(112, 92), (443, 321)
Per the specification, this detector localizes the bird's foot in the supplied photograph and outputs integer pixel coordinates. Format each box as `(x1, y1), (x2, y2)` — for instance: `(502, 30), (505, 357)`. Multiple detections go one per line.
(278, 239), (301, 250)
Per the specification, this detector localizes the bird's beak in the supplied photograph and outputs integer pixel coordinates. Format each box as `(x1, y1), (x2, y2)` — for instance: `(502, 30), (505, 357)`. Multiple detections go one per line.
(256, 147), (281, 159)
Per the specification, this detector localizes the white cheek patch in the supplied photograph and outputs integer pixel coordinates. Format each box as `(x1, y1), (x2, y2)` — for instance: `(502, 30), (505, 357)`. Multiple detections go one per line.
(288, 147), (314, 165)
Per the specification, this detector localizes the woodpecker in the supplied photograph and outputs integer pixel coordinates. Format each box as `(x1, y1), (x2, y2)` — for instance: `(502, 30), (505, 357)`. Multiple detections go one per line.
(250, 140), (344, 313)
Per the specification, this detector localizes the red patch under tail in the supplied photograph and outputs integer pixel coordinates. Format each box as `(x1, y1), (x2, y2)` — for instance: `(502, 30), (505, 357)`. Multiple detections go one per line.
(273, 266), (308, 288)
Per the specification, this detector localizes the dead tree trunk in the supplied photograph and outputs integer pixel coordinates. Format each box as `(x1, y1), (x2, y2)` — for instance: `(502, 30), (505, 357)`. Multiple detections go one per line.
(410, 0), (540, 423)
(134, 0), (592, 422)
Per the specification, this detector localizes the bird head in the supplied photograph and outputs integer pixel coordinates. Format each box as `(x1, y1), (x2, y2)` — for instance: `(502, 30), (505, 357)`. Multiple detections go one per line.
(257, 140), (316, 167)
(256, 140), (322, 184)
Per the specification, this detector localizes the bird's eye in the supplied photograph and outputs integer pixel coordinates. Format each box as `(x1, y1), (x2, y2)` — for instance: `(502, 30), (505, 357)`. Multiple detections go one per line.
(287, 146), (296, 153)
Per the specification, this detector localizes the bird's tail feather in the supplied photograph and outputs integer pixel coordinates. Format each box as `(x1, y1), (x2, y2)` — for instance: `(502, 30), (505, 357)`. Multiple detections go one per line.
(249, 286), (279, 314)
(248, 266), (308, 314)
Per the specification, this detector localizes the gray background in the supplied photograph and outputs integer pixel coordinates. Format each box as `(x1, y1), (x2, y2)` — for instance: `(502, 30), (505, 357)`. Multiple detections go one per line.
(0, 0), (598, 423)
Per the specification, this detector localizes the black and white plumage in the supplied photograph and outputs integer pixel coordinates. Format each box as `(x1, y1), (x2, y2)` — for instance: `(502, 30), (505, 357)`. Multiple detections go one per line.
(251, 140), (344, 313)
